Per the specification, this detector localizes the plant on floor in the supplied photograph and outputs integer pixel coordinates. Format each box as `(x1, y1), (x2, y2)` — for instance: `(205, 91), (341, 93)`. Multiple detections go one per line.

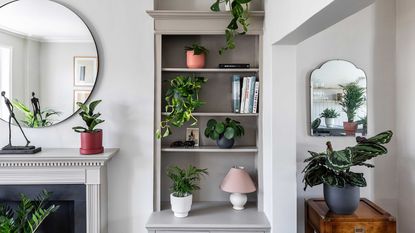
(204, 118), (245, 141)
(184, 43), (209, 55)
(210, 0), (252, 54)
(72, 100), (105, 133)
(0, 190), (59, 233)
(302, 130), (393, 190)
(156, 76), (207, 139)
(339, 82), (365, 123)
(319, 108), (340, 119)
(167, 165), (208, 197)
(12, 100), (60, 128)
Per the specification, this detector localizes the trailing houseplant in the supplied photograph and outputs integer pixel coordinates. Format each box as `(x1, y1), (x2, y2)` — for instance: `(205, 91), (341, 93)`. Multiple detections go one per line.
(156, 76), (207, 139)
(339, 81), (365, 135)
(12, 100), (60, 128)
(167, 165), (208, 218)
(184, 44), (209, 69)
(210, 0), (252, 54)
(204, 118), (244, 148)
(319, 108), (340, 128)
(72, 100), (105, 155)
(0, 190), (59, 233)
(302, 130), (393, 214)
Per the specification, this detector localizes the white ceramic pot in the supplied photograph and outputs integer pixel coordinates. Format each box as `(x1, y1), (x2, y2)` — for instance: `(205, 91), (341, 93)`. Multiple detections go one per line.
(170, 193), (193, 218)
(325, 118), (335, 128)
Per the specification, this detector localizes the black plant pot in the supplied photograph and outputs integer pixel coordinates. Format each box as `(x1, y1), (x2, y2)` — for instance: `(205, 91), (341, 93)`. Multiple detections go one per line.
(324, 184), (360, 215)
(216, 136), (235, 149)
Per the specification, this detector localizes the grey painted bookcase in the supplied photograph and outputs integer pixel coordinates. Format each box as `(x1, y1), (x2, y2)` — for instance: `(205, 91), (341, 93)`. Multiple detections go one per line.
(147, 9), (270, 233)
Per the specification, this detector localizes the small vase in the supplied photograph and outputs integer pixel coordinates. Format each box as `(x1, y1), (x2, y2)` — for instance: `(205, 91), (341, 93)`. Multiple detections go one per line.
(324, 184), (360, 215)
(216, 136), (235, 149)
(325, 118), (335, 128)
(343, 122), (358, 136)
(80, 130), (104, 155)
(186, 51), (205, 68)
(170, 193), (193, 218)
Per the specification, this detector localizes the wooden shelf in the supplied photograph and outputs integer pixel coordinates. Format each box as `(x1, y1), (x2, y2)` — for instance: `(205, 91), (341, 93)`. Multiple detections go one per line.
(162, 68), (260, 73)
(161, 146), (258, 153)
(161, 112), (259, 117)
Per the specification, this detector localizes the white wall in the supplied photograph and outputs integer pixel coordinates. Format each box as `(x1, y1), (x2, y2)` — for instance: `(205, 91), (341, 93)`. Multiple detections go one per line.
(296, 1), (396, 232)
(0, 1), (154, 233)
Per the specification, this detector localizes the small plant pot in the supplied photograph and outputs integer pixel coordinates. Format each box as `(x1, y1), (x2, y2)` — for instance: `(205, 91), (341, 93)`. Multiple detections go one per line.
(170, 193), (192, 218)
(80, 130), (104, 155)
(216, 136), (235, 149)
(324, 184), (360, 215)
(325, 118), (335, 128)
(343, 122), (358, 136)
(186, 51), (205, 68)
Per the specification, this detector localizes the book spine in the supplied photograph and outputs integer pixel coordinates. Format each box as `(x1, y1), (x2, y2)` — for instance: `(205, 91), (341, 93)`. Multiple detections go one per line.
(253, 81), (260, 113)
(232, 75), (241, 113)
(219, 64), (251, 69)
(244, 77), (252, 113)
(240, 78), (247, 113)
(248, 76), (257, 113)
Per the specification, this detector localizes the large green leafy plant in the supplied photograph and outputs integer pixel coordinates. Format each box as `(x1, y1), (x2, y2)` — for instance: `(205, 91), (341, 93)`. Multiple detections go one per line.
(167, 165), (208, 197)
(72, 100), (105, 133)
(204, 118), (244, 140)
(302, 131), (393, 190)
(156, 76), (207, 139)
(339, 82), (366, 122)
(210, 0), (251, 54)
(0, 190), (59, 233)
(12, 100), (60, 128)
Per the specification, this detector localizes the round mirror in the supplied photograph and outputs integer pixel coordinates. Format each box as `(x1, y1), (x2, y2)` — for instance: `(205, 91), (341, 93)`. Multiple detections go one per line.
(0, 0), (98, 128)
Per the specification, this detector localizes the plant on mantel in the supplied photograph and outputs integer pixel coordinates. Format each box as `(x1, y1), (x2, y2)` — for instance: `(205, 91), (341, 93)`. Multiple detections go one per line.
(210, 0), (252, 54)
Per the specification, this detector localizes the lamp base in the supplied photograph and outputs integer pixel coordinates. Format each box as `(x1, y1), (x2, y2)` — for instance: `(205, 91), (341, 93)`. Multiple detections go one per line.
(230, 193), (247, 210)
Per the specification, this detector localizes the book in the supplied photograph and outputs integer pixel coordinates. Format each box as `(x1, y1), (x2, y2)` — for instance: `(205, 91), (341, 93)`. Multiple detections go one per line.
(240, 77), (248, 113)
(252, 81), (260, 113)
(243, 77), (253, 113)
(219, 64), (251, 69)
(232, 75), (241, 113)
(248, 76), (257, 113)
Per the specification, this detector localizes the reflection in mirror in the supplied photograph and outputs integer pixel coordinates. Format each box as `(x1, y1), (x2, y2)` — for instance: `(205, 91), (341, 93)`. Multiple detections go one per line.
(0, 0), (98, 128)
(310, 60), (367, 137)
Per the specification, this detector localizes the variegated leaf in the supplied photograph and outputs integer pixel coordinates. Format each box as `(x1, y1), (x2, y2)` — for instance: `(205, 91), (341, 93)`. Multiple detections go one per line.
(366, 130), (393, 144)
(326, 149), (352, 172)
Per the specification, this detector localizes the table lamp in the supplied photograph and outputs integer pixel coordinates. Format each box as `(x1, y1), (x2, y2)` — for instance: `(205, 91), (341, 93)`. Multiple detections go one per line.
(220, 166), (256, 210)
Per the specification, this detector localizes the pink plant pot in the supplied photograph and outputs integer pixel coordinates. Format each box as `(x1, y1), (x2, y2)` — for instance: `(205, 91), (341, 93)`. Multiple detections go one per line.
(186, 51), (205, 68)
(80, 130), (104, 155)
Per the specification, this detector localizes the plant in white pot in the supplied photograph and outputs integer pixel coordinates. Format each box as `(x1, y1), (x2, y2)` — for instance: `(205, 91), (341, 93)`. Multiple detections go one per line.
(302, 131), (393, 214)
(167, 165), (208, 218)
(319, 108), (340, 128)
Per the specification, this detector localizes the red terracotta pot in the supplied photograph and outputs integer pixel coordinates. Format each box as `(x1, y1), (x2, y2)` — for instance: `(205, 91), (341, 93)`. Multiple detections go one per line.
(80, 130), (104, 155)
(186, 51), (205, 68)
(343, 122), (358, 136)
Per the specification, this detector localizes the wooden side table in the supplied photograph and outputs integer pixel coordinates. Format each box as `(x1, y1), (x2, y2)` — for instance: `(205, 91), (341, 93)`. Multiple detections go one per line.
(305, 198), (396, 233)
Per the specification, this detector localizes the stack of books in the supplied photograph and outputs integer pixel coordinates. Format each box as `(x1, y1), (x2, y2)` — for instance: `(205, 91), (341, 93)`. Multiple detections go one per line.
(232, 75), (259, 113)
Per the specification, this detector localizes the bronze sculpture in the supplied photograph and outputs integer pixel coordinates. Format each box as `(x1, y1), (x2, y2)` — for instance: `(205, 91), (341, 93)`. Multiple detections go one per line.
(31, 92), (43, 122)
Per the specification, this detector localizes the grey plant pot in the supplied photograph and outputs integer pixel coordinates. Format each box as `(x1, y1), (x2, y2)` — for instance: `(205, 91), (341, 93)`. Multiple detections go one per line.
(323, 184), (360, 215)
(216, 136), (235, 149)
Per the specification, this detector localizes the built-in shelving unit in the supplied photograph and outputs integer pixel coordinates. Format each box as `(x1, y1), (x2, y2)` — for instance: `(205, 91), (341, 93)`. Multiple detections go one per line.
(162, 68), (260, 73)
(161, 112), (259, 117)
(161, 146), (258, 153)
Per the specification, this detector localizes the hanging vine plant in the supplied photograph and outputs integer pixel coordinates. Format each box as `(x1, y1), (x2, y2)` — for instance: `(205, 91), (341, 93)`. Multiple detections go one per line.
(156, 75), (207, 139)
(210, 0), (252, 55)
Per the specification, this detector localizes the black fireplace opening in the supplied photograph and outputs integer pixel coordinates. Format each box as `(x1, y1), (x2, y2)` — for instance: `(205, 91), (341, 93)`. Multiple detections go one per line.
(0, 184), (86, 233)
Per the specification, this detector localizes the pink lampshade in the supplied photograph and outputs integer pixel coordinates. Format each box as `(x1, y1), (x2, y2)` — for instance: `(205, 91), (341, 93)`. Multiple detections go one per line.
(220, 167), (256, 194)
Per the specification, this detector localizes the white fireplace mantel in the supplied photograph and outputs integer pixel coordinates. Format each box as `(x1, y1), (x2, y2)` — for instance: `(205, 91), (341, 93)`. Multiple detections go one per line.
(0, 148), (119, 233)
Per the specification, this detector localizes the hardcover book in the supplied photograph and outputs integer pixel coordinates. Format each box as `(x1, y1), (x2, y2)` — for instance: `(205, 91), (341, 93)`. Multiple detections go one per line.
(232, 75), (241, 113)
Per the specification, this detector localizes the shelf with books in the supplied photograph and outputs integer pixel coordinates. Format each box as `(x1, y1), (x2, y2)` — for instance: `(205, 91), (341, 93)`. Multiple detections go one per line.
(161, 112), (259, 117)
(162, 68), (260, 73)
(161, 146), (258, 153)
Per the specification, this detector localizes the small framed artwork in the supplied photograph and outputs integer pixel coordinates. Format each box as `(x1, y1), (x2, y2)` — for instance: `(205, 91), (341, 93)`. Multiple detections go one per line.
(74, 56), (98, 87)
(73, 89), (91, 111)
(186, 128), (200, 146)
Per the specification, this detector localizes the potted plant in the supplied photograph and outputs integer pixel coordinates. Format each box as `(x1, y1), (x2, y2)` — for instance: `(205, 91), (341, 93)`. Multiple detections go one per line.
(302, 130), (393, 214)
(12, 99), (60, 128)
(319, 108), (340, 128)
(204, 118), (245, 149)
(72, 100), (105, 155)
(339, 82), (365, 135)
(210, 0), (251, 54)
(156, 76), (207, 139)
(167, 165), (208, 218)
(184, 44), (209, 68)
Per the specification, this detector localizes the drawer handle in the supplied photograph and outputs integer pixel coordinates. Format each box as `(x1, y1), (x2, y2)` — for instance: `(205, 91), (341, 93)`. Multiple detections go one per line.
(355, 226), (366, 233)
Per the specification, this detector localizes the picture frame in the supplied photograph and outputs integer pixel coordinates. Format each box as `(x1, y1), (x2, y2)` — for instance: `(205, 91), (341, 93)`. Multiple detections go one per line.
(74, 56), (98, 87)
(73, 89), (91, 112)
(186, 128), (200, 147)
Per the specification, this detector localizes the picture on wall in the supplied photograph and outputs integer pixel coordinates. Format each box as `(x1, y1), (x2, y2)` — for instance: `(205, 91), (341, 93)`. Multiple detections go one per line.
(186, 128), (200, 146)
(74, 56), (97, 86)
(73, 89), (91, 111)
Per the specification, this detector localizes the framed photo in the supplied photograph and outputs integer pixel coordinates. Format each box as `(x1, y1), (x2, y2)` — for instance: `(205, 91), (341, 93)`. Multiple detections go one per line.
(74, 56), (98, 87)
(73, 89), (91, 111)
(186, 128), (200, 147)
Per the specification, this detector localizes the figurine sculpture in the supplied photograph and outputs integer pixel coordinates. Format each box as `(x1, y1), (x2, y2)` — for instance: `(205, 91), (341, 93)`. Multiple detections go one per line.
(31, 92), (43, 122)
(1, 91), (41, 154)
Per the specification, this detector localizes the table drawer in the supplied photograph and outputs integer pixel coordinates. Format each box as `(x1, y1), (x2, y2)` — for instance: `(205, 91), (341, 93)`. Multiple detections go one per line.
(331, 222), (389, 233)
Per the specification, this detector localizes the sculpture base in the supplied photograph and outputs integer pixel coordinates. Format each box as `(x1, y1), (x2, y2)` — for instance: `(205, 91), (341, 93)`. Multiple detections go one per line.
(0, 146), (42, 154)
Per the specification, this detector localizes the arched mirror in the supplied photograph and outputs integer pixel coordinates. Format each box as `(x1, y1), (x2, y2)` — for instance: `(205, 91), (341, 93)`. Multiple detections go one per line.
(310, 60), (367, 136)
(0, 0), (98, 128)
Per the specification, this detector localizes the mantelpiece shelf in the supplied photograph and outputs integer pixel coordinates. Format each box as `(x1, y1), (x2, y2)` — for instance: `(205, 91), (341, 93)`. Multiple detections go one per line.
(161, 146), (258, 153)
(161, 112), (259, 117)
(162, 68), (260, 73)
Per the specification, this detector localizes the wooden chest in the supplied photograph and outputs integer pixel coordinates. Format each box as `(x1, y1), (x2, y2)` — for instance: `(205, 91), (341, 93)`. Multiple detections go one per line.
(305, 199), (396, 233)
